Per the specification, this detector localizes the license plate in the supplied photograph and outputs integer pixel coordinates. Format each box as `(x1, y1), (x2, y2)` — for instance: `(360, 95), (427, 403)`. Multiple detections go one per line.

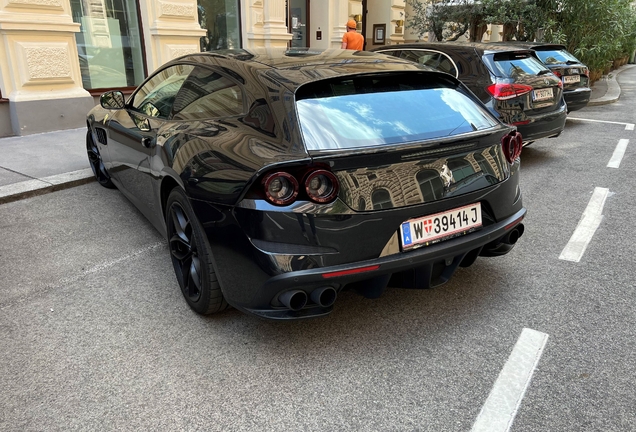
(532, 88), (554, 101)
(400, 203), (482, 250)
(564, 75), (580, 84)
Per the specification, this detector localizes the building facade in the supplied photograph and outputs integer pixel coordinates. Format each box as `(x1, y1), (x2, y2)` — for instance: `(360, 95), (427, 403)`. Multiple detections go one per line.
(0, 0), (423, 137)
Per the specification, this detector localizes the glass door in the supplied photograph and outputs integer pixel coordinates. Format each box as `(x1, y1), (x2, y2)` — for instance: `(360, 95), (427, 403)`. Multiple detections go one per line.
(288, 0), (309, 48)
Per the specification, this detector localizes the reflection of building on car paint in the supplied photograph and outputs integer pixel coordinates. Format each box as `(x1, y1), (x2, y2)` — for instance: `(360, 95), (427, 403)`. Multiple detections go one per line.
(87, 48), (526, 320)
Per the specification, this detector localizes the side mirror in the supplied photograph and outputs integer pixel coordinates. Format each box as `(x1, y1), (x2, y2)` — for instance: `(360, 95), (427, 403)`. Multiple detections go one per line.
(100, 91), (126, 110)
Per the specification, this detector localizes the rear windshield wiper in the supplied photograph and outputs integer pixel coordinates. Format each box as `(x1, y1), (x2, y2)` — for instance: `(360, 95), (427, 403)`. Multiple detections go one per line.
(565, 60), (579, 65)
(537, 69), (552, 76)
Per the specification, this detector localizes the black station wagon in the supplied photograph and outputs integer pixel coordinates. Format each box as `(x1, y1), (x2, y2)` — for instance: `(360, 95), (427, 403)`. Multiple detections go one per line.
(372, 42), (568, 145)
(87, 49), (526, 320)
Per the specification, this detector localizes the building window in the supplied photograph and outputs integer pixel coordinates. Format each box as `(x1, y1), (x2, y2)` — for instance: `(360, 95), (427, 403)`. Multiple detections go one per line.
(416, 169), (444, 202)
(71, 0), (145, 90)
(198, 0), (241, 51)
(372, 188), (392, 210)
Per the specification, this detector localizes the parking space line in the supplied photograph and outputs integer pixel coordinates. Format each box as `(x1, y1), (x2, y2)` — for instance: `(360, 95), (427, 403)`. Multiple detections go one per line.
(559, 187), (609, 262)
(471, 328), (549, 432)
(608, 139), (629, 168)
(567, 117), (635, 130)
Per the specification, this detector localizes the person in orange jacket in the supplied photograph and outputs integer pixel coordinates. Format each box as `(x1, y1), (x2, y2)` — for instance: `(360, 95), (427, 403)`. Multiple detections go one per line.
(341, 19), (364, 51)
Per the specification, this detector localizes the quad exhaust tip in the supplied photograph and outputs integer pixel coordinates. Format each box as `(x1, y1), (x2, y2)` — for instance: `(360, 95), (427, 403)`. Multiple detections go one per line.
(278, 287), (337, 310)
(279, 290), (308, 311)
(311, 287), (337, 308)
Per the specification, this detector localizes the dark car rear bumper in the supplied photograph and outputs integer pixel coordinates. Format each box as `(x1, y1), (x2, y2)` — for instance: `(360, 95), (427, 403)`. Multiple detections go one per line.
(516, 99), (568, 143)
(564, 87), (592, 112)
(203, 201), (526, 320)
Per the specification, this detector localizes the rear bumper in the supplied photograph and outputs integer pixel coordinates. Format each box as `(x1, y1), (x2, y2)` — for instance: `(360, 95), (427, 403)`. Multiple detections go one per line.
(516, 99), (568, 142)
(192, 162), (524, 320)
(240, 208), (526, 319)
(564, 88), (591, 112)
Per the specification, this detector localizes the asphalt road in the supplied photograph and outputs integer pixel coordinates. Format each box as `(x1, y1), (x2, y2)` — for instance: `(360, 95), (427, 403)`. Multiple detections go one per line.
(1, 75), (635, 431)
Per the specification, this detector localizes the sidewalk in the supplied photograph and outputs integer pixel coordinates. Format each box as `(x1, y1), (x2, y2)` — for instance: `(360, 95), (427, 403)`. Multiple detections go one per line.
(1, 63), (635, 205)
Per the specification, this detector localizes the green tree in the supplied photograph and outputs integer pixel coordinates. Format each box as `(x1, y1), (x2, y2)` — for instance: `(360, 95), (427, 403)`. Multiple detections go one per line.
(541, 0), (636, 71)
(405, 0), (485, 42)
(481, 0), (549, 41)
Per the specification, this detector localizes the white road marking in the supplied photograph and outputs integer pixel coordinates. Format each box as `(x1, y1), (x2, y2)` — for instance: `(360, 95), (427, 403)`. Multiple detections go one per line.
(608, 139), (629, 168)
(0, 242), (165, 310)
(567, 117), (635, 130)
(471, 328), (549, 432)
(559, 187), (609, 262)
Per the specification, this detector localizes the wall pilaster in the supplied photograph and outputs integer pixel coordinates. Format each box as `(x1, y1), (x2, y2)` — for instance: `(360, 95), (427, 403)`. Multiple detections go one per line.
(137, 0), (205, 74)
(0, 0), (93, 135)
(245, 0), (290, 48)
(389, 0), (405, 44)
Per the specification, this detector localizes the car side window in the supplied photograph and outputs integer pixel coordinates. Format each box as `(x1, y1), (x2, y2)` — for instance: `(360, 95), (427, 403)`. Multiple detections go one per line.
(171, 66), (244, 120)
(398, 50), (458, 77)
(131, 64), (195, 118)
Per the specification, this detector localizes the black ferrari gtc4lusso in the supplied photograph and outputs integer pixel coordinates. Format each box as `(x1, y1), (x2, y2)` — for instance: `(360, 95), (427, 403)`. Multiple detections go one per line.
(87, 48), (526, 320)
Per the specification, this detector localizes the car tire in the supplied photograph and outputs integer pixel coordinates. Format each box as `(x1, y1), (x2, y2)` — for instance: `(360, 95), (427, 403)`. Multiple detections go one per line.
(86, 130), (116, 189)
(165, 187), (228, 315)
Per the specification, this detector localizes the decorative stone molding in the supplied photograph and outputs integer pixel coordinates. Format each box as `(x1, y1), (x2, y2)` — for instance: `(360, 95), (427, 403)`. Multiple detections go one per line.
(16, 42), (73, 86)
(159, 1), (196, 19)
(4, 0), (63, 11)
(246, 0), (290, 48)
(264, 0), (285, 23)
(252, 10), (264, 26)
(166, 43), (199, 60)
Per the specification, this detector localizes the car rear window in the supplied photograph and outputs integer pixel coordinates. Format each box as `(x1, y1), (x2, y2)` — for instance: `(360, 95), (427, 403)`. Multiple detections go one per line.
(491, 51), (548, 78)
(533, 48), (580, 65)
(295, 72), (499, 151)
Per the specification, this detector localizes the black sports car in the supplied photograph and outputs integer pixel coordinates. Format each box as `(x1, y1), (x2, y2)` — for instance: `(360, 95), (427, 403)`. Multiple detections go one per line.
(371, 42), (568, 145)
(87, 48), (526, 320)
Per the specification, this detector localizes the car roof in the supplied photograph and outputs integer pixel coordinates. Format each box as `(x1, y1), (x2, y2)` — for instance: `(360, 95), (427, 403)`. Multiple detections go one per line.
(168, 48), (442, 91)
(372, 41), (536, 55)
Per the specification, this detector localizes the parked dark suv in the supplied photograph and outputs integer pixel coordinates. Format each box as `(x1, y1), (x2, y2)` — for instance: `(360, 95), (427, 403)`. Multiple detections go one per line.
(372, 42), (567, 144)
(496, 42), (591, 112)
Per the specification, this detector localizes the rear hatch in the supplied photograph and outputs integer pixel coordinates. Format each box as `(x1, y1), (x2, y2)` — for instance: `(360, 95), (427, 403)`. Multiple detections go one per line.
(294, 71), (513, 212)
(532, 46), (590, 91)
(483, 50), (563, 115)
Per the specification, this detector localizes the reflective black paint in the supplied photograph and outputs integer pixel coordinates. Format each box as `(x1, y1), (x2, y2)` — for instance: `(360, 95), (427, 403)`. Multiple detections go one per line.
(87, 48), (526, 319)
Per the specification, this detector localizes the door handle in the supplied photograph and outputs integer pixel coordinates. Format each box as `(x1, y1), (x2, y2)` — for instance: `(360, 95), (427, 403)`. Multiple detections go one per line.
(141, 137), (153, 148)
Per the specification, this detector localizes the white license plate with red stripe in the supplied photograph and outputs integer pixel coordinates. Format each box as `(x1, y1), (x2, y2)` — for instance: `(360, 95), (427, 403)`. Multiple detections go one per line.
(400, 203), (482, 250)
(564, 75), (580, 84)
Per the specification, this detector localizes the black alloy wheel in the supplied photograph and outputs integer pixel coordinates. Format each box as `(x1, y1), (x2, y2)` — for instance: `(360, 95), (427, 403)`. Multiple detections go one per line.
(86, 131), (115, 188)
(166, 187), (227, 315)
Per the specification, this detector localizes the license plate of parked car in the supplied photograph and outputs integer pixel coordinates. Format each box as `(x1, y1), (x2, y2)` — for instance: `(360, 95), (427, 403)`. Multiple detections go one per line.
(400, 203), (482, 250)
(564, 75), (580, 84)
(532, 88), (554, 101)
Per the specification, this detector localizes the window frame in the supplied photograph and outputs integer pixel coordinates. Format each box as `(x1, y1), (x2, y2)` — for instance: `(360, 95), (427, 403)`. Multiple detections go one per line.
(127, 63), (196, 120)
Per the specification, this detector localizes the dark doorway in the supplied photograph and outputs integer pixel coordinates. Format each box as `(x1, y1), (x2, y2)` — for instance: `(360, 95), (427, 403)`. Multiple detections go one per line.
(288, 0), (310, 48)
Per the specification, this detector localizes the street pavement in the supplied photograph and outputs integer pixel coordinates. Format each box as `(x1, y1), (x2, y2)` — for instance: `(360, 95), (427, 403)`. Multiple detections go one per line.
(1, 64), (636, 431)
(0, 64), (634, 205)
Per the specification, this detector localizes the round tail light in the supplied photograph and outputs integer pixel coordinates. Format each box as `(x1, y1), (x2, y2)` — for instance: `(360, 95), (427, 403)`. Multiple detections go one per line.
(263, 172), (298, 206)
(305, 169), (339, 204)
(502, 132), (523, 164)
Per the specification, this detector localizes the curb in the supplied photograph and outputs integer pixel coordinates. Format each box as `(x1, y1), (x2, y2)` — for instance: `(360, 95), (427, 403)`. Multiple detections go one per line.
(0, 168), (95, 205)
(588, 64), (636, 106)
